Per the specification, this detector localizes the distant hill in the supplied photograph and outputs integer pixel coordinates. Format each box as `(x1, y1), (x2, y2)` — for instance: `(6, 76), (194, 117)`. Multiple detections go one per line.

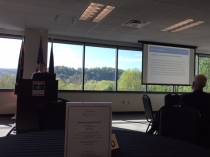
(0, 68), (17, 77)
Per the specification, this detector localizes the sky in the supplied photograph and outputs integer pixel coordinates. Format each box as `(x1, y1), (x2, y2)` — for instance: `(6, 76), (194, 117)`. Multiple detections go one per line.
(0, 37), (142, 71)
(47, 42), (142, 71)
(0, 38), (22, 69)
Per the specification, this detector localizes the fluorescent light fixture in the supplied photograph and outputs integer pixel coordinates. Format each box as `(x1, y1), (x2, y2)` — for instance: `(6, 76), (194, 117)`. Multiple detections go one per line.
(93, 6), (115, 22)
(171, 21), (205, 32)
(79, 3), (115, 22)
(161, 19), (194, 32)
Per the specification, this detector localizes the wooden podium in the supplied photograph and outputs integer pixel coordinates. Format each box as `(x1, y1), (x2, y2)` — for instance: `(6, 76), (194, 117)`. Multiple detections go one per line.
(16, 79), (58, 134)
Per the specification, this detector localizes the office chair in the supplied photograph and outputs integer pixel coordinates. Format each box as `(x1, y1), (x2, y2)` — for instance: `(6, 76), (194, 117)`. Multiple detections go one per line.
(164, 94), (181, 106)
(37, 98), (69, 131)
(159, 104), (201, 145)
(142, 94), (154, 133)
(189, 102), (210, 148)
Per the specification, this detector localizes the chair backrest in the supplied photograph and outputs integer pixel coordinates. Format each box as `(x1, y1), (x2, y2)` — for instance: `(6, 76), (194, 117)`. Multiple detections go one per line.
(159, 104), (201, 145)
(164, 94), (181, 106)
(142, 94), (154, 122)
(37, 98), (69, 131)
(189, 102), (210, 148)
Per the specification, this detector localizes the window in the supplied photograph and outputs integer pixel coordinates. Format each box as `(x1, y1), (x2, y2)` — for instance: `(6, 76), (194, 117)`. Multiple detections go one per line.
(174, 86), (192, 92)
(147, 85), (172, 92)
(84, 45), (116, 91)
(49, 39), (200, 93)
(0, 37), (22, 89)
(117, 49), (144, 91)
(48, 42), (83, 90)
(198, 55), (210, 92)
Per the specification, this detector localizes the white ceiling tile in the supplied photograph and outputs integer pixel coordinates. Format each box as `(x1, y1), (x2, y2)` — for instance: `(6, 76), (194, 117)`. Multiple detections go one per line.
(26, 0), (57, 7)
(0, 18), (25, 31)
(100, 17), (128, 26)
(48, 24), (70, 31)
(26, 20), (49, 30)
(162, 0), (210, 11)
(94, 24), (117, 31)
(83, 34), (105, 40)
(151, 2), (182, 14)
(52, 17), (72, 25)
(73, 21), (98, 28)
(119, 0), (159, 11)
(109, 8), (140, 19)
(53, 9), (81, 18)
(8, 0), (58, 7)
(134, 2), (181, 22)
(68, 26), (91, 33)
(66, 32), (87, 38)
(0, 1), (25, 12)
(88, 29), (108, 35)
(56, 0), (89, 12)
(25, 13), (52, 23)
(133, 11), (161, 22)
(176, 29), (206, 35)
(0, 10), (25, 20)
(1, 0), (210, 50)
(169, 6), (208, 21)
(105, 31), (126, 37)
(161, 0), (192, 6)
(49, 30), (67, 36)
(91, 0), (123, 7)
(114, 26), (138, 33)
(25, 4), (55, 15)
(153, 15), (187, 25)
(193, 23), (210, 31)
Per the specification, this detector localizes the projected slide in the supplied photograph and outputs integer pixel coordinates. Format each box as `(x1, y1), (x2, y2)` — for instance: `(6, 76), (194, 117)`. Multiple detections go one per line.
(147, 45), (190, 84)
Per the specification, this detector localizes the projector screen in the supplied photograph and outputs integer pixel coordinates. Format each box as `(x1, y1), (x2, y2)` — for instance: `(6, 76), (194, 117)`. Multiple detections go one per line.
(142, 44), (195, 85)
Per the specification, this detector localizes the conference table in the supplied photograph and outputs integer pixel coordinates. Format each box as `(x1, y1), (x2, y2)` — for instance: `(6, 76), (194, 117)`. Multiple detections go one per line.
(1, 129), (210, 157)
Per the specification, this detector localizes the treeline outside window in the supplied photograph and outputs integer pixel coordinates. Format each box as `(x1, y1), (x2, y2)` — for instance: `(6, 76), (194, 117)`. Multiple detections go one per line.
(198, 55), (210, 92)
(47, 41), (144, 91)
(0, 35), (208, 93)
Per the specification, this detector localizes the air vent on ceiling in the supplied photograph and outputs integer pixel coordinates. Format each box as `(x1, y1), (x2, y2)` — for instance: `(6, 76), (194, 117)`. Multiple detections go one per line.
(122, 20), (150, 28)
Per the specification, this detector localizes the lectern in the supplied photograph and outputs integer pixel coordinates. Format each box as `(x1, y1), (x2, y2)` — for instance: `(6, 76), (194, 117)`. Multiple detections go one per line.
(16, 79), (58, 134)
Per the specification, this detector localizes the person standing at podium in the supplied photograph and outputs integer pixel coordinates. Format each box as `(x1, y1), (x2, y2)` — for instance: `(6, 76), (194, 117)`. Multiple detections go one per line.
(31, 62), (47, 78)
(37, 62), (47, 73)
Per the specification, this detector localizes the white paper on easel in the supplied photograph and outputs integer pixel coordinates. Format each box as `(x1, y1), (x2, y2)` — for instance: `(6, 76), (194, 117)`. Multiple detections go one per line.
(65, 102), (112, 157)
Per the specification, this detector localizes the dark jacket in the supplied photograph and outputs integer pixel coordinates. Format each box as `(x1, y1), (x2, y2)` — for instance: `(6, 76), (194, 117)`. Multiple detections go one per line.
(180, 89), (210, 111)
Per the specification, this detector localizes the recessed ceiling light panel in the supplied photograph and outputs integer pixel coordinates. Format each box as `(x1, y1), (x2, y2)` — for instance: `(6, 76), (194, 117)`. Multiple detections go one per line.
(171, 21), (205, 32)
(160, 19), (205, 33)
(161, 19), (194, 32)
(79, 3), (115, 22)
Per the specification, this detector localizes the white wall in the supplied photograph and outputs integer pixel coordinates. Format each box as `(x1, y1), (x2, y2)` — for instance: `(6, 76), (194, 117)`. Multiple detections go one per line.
(0, 92), (17, 114)
(58, 92), (165, 112)
(0, 92), (165, 114)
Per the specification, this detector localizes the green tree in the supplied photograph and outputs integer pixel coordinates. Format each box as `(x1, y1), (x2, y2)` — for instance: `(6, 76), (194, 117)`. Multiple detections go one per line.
(176, 86), (192, 92)
(0, 73), (16, 89)
(118, 69), (143, 91)
(57, 77), (68, 90)
(84, 80), (115, 91)
(199, 57), (210, 92)
(147, 85), (172, 92)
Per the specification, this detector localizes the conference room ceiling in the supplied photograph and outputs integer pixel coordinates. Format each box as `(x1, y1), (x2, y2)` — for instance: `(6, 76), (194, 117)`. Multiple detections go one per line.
(1, 0), (210, 50)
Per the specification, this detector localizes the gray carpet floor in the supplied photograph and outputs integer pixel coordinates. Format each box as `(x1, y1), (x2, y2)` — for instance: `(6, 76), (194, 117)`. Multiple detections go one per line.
(0, 113), (148, 137)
